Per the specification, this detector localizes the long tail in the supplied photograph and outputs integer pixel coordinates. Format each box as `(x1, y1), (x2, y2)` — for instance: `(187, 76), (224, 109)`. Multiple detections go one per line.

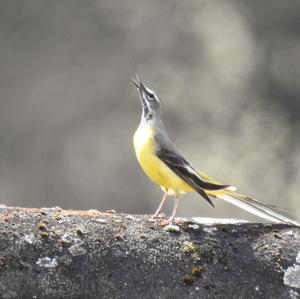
(210, 190), (299, 226)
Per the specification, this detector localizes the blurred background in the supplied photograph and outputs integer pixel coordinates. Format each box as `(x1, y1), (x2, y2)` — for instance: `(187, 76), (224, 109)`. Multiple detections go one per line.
(0, 0), (299, 222)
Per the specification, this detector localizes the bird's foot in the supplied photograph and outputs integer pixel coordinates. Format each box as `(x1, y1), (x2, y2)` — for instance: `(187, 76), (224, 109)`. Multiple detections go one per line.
(158, 216), (177, 226)
(158, 219), (171, 226)
(158, 217), (186, 226)
(167, 216), (175, 224)
(150, 212), (166, 220)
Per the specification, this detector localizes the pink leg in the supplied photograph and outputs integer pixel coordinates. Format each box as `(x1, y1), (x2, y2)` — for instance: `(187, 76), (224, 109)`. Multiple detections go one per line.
(152, 190), (168, 218)
(168, 196), (180, 223)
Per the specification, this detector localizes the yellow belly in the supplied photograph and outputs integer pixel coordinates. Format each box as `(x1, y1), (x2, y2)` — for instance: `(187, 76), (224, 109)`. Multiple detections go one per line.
(133, 125), (194, 195)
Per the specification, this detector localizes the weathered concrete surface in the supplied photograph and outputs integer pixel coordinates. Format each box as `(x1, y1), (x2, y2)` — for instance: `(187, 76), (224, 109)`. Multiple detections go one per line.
(0, 206), (299, 299)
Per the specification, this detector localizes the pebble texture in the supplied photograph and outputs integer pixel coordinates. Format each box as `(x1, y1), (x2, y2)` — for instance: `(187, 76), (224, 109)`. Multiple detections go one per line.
(0, 207), (299, 298)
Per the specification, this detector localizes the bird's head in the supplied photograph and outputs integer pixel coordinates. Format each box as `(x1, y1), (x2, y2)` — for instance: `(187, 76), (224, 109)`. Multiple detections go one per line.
(132, 75), (162, 121)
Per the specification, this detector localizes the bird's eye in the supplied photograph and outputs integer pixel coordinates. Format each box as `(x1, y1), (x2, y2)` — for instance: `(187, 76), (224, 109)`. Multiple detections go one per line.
(148, 93), (155, 100)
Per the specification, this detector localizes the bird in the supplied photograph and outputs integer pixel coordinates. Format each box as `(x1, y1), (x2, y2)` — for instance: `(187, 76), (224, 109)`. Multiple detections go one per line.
(132, 75), (299, 226)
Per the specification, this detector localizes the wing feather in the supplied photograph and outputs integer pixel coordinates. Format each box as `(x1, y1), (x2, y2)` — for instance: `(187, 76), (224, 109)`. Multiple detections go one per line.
(155, 146), (229, 207)
(153, 130), (299, 226)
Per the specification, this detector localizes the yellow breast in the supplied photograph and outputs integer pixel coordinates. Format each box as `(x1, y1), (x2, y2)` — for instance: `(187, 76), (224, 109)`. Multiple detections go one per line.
(133, 124), (193, 195)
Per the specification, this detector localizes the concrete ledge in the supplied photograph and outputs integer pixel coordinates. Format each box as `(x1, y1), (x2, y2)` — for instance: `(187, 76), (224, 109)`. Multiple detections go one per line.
(0, 206), (299, 298)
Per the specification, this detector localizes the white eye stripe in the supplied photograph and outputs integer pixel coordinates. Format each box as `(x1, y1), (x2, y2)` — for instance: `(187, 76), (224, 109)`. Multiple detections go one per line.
(144, 85), (153, 93)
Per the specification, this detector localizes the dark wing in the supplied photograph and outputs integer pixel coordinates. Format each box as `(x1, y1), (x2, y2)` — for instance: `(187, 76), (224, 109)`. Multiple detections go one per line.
(155, 132), (229, 207)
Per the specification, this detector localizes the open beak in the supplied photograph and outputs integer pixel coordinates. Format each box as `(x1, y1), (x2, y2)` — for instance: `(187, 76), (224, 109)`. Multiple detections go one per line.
(132, 75), (146, 93)
(132, 75), (140, 90)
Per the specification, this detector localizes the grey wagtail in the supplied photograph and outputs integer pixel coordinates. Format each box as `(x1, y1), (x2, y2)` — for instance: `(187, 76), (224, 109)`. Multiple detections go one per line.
(132, 76), (299, 226)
